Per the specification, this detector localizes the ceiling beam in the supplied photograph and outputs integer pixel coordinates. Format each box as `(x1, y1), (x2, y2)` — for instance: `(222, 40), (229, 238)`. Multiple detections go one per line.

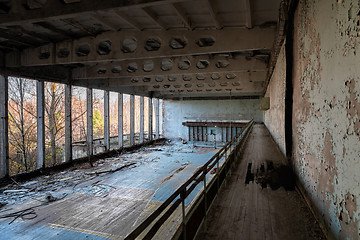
(72, 56), (267, 79)
(172, 3), (192, 29)
(113, 10), (143, 31)
(0, 0), (195, 27)
(61, 19), (97, 36)
(34, 22), (73, 38)
(142, 7), (167, 30)
(89, 13), (119, 31)
(244, 0), (252, 28)
(206, 0), (221, 29)
(7, 28), (275, 67)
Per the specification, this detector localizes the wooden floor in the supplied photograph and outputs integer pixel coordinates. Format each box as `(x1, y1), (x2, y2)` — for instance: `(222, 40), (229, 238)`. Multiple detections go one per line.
(196, 124), (326, 240)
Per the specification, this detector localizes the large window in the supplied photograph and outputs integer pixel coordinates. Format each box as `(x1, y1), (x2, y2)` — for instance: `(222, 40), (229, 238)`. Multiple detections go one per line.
(8, 77), (37, 175)
(71, 86), (87, 158)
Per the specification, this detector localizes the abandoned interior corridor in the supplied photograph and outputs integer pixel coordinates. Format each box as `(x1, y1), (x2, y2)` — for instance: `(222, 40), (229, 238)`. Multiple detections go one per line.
(0, 0), (359, 239)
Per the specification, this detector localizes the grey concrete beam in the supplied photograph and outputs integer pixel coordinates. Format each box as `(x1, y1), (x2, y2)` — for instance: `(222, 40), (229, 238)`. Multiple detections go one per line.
(0, 0), (194, 27)
(104, 90), (110, 151)
(130, 94), (135, 145)
(114, 10), (143, 31)
(142, 7), (168, 30)
(154, 98), (160, 139)
(148, 98), (153, 141)
(7, 28), (275, 67)
(245, 0), (253, 28)
(0, 75), (9, 178)
(64, 83), (72, 162)
(206, 0), (221, 29)
(140, 96), (144, 143)
(89, 13), (119, 31)
(118, 93), (123, 148)
(172, 3), (191, 29)
(86, 88), (93, 155)
(72, 56), (266, 80)
(36, 80), (45, 169)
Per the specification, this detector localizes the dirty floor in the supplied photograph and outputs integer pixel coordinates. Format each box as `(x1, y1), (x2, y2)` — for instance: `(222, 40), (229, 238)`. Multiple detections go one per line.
(0, 140), (219, 239)
(196, 124), (326, 240)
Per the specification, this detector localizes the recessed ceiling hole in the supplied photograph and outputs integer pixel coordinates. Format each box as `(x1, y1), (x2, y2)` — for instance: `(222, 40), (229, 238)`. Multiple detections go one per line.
(97, 40), (111, 55)
(187, 90), (193, 92)
(184, 84), (192, 88)
(127, 63), (138, 73)
(112, 66), (122, 73)
(170, 90), (175, 93)
(57, 48), (70, 58)
(145, 38), (161, 51)
(178, 90), (184, 92)
(161, 59), (173, 71)
(196, 89), (202, 92)
(143, 77), (151, 82)
(197, 83), (204, 87)
(170, 37), (187, 49)
(196, 37), (215, 47)
(168, 75), (177, 82)
(216, 89), (221, 92)
(153, 85), (160, 89)
(163, 85), (170, 88)
(174, 85), (181, 88)
(183, 74), (192, 81)
(97, 68), (106, 74)
(220, 83), (228, 87)
(122, 37), (137, 53)
(216, 60), (230, 68)
(226, 73), (236, 79)
(196, 60), (209, 69)
(131, 77), (139, 83)
(76, 44), (90, 57)
(236, 88), (243, 91)
(208, 83), (216, 87)
(143, 60), (154, 72)
(178, 59), (191, 70)
(206, 89), (212, 92)
(232, 82), (240, 86)
(155, 75), (164, 82)
(196, 73), (206, 80)
(211, 73), (221, 80)
(39, 50), (50, 59)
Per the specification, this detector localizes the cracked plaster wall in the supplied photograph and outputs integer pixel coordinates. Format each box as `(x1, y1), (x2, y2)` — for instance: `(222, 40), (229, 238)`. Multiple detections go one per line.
(264, 42), (286, 156)
(163, 99), (263, 140)
(291, 0), (360, 239)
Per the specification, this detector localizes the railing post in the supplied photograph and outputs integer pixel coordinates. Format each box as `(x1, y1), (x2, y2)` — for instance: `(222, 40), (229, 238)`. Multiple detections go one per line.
(130, 94), (135, 145)
(203, 168), (208, 230)
(180, 190), (187, 240)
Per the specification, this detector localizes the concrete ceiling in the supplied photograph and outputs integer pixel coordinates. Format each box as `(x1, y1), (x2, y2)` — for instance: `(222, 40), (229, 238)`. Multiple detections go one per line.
(0, 0), (282, 99)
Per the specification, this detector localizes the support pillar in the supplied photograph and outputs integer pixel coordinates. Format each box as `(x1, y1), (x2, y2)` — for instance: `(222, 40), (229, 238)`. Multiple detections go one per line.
(0, 75), (9, 178)
(36, 80), (45, 169)
(118, 93), (123, 148)
(104, 90), (110, 151)
(155, 98), (160, 139)
(86, 88), (93, 156)
(130, 94), (135, 145)
(64, 84), (72, 162)
(140, 96), (144, 143)
(148, 98), (153, 141)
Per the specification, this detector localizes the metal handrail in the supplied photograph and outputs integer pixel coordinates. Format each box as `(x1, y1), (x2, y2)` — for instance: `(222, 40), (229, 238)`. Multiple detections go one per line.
(124, 120), (254, 240)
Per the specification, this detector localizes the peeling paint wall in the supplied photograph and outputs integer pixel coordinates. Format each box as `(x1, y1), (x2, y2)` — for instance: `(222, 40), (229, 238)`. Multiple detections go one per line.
(163, 99), (263, 139)
(291, 0), (360, 239)
(264, 43), (286, 155)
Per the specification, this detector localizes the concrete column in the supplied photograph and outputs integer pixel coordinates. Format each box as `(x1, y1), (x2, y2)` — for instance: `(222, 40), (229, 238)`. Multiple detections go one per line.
(148, 98), (153, 141)
(140, 96), (144, 143)
(36, 80), (45, 169)
(104, 90), (110, 151)
(155, 98), (160, 139)
(130, 94), (135, 145)
(86, 88), (93, 156)
(64, 84), (72, 162)
(118, 93), (123, 148)
(0, 75), (9, 178)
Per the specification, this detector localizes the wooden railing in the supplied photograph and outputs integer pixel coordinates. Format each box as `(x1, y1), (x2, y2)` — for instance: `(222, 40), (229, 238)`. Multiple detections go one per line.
(124, 120), (254, 240)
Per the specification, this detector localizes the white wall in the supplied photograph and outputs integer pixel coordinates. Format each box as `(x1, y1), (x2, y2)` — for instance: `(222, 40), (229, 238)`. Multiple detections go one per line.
(164, 99), (263, 139)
